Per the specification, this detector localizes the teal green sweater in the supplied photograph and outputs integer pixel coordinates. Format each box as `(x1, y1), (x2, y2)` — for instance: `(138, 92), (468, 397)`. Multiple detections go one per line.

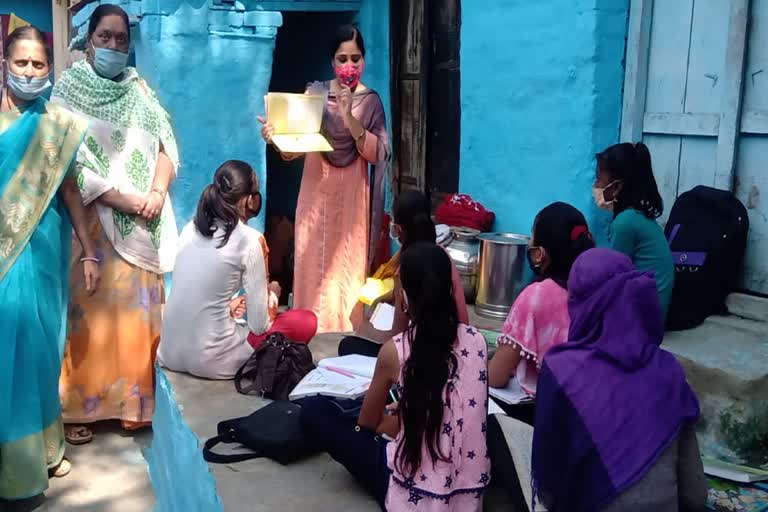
(610, 209), (675, 318)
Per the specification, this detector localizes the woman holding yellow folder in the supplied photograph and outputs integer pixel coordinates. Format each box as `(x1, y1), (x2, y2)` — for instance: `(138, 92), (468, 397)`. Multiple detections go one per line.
(259, 25), (389, 333)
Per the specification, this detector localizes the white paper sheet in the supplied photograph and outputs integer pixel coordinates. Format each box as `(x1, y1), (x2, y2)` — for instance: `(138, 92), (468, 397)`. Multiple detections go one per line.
(488, 398), (506, 415)
(489, 378), (533, 405)
(369, 303), (395, 331)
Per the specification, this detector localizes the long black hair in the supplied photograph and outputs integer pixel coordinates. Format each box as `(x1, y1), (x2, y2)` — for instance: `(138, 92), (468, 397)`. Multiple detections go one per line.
(396, 242), (459, 478)
(533, 202), (595, 289)
(194, 160), (256, 248)
(393, 190), (436, 250)
(596, 142), (663, 219)
(4, 26), (51, 65)
(331, 25), (366, 57)
(88, 4), (130, 40)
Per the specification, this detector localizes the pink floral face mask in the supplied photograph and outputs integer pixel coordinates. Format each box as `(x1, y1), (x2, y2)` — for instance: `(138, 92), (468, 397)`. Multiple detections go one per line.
(334, 61), (364, 89)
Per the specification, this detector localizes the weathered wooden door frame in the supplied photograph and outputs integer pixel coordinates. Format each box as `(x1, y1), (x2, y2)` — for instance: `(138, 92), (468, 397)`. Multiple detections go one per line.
(390, 0), (461, 209)
(620, 0), (752, 192)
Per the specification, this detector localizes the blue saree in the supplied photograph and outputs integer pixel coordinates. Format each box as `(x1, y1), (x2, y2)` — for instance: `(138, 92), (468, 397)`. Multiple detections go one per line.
(0, 98), (87, 500)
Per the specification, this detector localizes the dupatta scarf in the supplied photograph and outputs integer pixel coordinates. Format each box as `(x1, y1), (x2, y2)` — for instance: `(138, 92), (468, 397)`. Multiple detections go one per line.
(51, 60), (180, 273)
(532, 248), (700, 512)
(308, 81), (390, 264)
(0, 98), (87, 445)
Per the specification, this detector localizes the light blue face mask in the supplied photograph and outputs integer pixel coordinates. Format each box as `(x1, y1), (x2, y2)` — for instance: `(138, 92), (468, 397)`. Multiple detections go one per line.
(93, 47), (129, 79)
(6, 71), (52, 101)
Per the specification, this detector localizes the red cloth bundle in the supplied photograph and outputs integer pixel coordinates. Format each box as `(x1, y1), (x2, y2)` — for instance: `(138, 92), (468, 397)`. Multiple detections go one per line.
(435, 194), (495, 232)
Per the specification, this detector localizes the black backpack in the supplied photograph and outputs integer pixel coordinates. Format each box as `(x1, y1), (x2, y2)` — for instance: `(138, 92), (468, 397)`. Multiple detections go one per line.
(665, 186), (749, 331)
(234, 332), (315, 400)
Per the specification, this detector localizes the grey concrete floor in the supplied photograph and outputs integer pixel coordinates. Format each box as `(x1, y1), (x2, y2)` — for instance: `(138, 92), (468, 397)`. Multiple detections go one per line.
(3, 423), (155, 512)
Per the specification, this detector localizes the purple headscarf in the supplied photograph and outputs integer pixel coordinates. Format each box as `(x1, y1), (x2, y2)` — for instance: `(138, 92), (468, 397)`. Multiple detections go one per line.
(308, 81), (391, 265)
(532, 248), (699, 512)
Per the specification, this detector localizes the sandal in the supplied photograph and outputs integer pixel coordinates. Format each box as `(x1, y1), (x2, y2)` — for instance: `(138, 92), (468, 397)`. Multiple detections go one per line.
(49, 458), (71, 478)
(65, 425), (93, 445)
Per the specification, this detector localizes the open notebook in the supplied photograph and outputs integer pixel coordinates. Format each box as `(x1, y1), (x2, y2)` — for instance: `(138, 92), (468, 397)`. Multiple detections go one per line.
(289, 355), (377, 401)
(489, 377), (534, 406)
(266, 92), (333, 153)
(703, 457), (768, 483)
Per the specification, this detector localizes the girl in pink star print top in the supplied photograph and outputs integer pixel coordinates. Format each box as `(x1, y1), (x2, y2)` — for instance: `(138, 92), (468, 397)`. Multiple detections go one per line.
(362, 242), (491, 510)
(300, 242), (490, 511)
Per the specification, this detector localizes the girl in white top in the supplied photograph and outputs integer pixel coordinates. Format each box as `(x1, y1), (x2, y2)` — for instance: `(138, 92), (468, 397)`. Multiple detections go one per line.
(159, 160), (317, 379)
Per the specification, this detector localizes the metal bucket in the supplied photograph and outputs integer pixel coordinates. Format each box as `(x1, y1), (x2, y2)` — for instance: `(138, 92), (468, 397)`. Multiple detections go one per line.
(475, 233), (531, 320)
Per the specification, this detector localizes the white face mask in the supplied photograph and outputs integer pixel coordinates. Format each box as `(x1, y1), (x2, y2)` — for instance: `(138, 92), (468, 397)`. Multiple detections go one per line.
(6, 70), (52, 101)
(592, 180), (621, 211)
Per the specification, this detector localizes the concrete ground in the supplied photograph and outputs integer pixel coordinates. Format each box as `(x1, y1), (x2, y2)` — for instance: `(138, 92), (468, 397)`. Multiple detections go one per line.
(4, 424), (155, 512)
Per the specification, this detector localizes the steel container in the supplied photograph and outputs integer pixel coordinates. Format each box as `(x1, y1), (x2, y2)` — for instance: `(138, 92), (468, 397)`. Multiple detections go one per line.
(475, 233), (531, 320)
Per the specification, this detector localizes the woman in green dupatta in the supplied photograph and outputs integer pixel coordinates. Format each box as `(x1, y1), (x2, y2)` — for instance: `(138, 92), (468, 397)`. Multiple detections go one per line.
(52, 4), (180, 444)
(0, 26), (99, 502)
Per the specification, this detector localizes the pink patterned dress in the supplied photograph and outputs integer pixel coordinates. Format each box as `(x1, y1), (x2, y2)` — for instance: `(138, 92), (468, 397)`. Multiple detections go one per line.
(496, 278), (570, 396)
(386, 324), (491, 511)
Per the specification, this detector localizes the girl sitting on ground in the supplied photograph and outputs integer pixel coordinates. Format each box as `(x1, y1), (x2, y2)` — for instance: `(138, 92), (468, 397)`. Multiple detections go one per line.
(488, 202), (594, 409)
(158, 160), (317, 379)
(339, 189), (468, 357)
(301, 242), (490, 511)
(532, 248), (705, 511)
(593, 142), (674, 319)
(485, 202), (594, 510)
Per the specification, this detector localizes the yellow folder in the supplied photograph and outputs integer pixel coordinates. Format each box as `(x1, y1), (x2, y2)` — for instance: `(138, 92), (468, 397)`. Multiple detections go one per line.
(266, 93), (333, 153)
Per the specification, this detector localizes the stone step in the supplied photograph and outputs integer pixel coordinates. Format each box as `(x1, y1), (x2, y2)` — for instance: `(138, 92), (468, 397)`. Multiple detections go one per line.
(663, 315), (768, 466)
(727, 293), (768, 323)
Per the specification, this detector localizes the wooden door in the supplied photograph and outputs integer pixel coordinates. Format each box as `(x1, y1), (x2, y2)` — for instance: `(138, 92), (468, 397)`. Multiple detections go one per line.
(390, 0), (462, 209)
(427, 0), (461, 207)
(622, 0), (768, 294)
(390, 0), (428, 194)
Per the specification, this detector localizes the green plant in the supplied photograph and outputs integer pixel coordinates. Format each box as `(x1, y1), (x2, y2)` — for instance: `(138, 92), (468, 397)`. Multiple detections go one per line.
(720, 405), (768, 467)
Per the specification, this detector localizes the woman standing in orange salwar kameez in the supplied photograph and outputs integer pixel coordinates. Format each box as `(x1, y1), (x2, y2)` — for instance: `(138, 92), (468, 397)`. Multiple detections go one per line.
(51, 5), (180, 445)
(260, 25), (389, 333)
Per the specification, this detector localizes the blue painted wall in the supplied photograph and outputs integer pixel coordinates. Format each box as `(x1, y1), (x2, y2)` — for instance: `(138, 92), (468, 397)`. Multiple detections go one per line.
(1, 0), (52, 32)
(459, 0), (628, 242)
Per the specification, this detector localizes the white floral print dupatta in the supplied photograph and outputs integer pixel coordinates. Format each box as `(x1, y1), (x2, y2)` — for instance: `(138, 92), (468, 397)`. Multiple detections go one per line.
(51, 60), (179, 273)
